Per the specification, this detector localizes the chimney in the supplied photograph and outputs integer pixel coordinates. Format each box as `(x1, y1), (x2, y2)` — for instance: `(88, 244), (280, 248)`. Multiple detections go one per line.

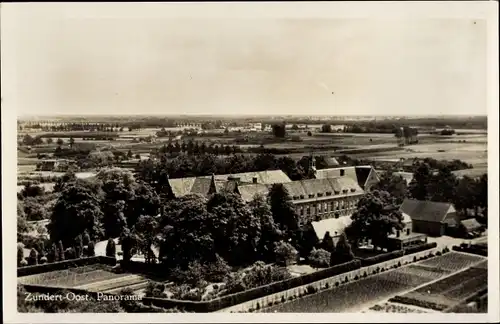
(252, 177), (258, 184)
(340, 169), (345, 176)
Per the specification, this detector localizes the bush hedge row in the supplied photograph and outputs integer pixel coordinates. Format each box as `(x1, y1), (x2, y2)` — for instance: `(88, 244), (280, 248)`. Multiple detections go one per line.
(359, 250), (404, 267)
(358, 242), (437, 267)
(18, 256), (116, 277)
(389, 295), (448, 311)
(144, 260), (362, 312)
(452, 244), (487, 257)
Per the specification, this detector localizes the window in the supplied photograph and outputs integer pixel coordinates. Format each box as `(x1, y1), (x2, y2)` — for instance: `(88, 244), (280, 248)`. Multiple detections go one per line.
(309, 194), (314, 198)
(306, 206), (311, 215)
(324, 202), (328, 212)
(406, 228), (410, 235)
(317, 203), (322, 213)
(317, 193), (323, 197)
(330, 201), (334, 210)
(300, 206), (304, 216)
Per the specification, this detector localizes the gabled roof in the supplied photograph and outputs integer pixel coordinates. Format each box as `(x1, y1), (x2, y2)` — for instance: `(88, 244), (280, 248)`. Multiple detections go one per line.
(460, 218), (483, 231)
(311, 217), (353, 240)
(400, 199), (456, 223)
(237, 183), (270, 202)
(314, 165), (378, 189)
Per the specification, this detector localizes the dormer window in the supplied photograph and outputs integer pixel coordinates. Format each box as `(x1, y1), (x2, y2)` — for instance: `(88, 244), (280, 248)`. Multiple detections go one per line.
(293, 195), (299, 200)
(317, 193), (323, 197)
(309, 194), (314, 198)
(342, 189), (348, 194)
(299, 195), (305, 199)
(326, 191), (332, 196)
(334, 190), (340, 195)
(350, 188), (356, 193)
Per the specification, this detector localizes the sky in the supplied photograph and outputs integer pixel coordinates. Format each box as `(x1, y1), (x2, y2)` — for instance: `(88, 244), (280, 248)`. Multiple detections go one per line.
(1, 3), (490, 117)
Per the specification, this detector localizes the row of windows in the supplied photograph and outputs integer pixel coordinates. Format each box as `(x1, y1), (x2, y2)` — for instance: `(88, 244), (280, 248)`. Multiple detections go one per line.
(291, 188), (357, 200)
(296, 198), (360, 216)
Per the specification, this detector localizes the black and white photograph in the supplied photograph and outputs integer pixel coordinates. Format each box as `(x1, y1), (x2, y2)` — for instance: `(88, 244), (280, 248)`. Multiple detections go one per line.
(1, 1), (498, 322)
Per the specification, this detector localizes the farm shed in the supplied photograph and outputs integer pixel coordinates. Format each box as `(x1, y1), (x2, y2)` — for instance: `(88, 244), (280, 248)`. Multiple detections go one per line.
(400, 199), (459, 237)
(459, 218), (484, 237)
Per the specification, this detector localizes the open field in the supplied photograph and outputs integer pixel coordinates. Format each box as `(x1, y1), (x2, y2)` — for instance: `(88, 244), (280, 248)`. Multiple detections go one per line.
(260, 252), (486, 313)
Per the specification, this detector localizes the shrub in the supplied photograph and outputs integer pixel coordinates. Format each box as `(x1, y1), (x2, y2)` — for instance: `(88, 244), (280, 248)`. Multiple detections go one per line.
(39, 256), (48, 264)
(413, 256), (417, 262)
(306, 285), (317, 294)
(105, 238), (116, 258)
(20, 259), (28, 267)
(288, 296), (293, 301)
(354, 275), (359, 280)
(28, 248), (38, 266)
(17, 243), (25, 266)
(268, 302), (273, 307)
(274, 241), (299, 266)
(397, 261), (401, 267)
(436, 251), (442, 256)
(308, 248), (331, 268)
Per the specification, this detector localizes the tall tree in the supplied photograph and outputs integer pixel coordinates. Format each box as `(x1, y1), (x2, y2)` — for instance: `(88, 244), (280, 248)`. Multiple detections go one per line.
(408, 162), (432, 200)
(268, 184), (300, 238)
(428, 166), (457, 203)
(372, 169), (408, 204)
(347, 190), (404, 249)
(49, 180), (104, 246)
(331, 232), (354, 265)
(132, 215), (159, 264)
(248, 194), (282, 262)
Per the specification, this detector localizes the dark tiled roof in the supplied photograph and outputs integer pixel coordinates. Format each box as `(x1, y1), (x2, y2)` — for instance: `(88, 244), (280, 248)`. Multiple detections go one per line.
(283, 177), (363, 200)
(400, 199), (456, 223)
(314, 165), (378, 188)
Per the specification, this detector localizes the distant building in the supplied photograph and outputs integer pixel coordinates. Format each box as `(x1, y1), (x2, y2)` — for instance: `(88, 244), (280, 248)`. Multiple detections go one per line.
(36, 159), (76, 172)
(400, 199), (459, 237)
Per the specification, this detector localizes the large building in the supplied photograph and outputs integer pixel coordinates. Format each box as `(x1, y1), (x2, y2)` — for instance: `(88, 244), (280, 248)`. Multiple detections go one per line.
(162, 166), (380, 242)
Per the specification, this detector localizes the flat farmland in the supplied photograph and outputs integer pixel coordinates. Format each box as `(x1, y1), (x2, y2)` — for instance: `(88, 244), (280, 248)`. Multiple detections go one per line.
(260, 252), (485, 313)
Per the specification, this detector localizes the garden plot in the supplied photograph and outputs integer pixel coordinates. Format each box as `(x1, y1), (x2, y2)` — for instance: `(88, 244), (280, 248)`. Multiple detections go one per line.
(391, 266), (487, 312)
(260, 252), (485, 313)
(418, 252), (485, 272)
(17, 264), (127, 288)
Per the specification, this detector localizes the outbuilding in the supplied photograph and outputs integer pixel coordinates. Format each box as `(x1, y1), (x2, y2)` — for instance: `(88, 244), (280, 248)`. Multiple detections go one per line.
(400, 199), (459, 237)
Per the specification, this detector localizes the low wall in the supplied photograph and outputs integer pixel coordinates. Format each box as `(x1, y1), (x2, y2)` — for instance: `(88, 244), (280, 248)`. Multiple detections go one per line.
(18, 256), (117, 277)
(220, 246), (441, 313)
